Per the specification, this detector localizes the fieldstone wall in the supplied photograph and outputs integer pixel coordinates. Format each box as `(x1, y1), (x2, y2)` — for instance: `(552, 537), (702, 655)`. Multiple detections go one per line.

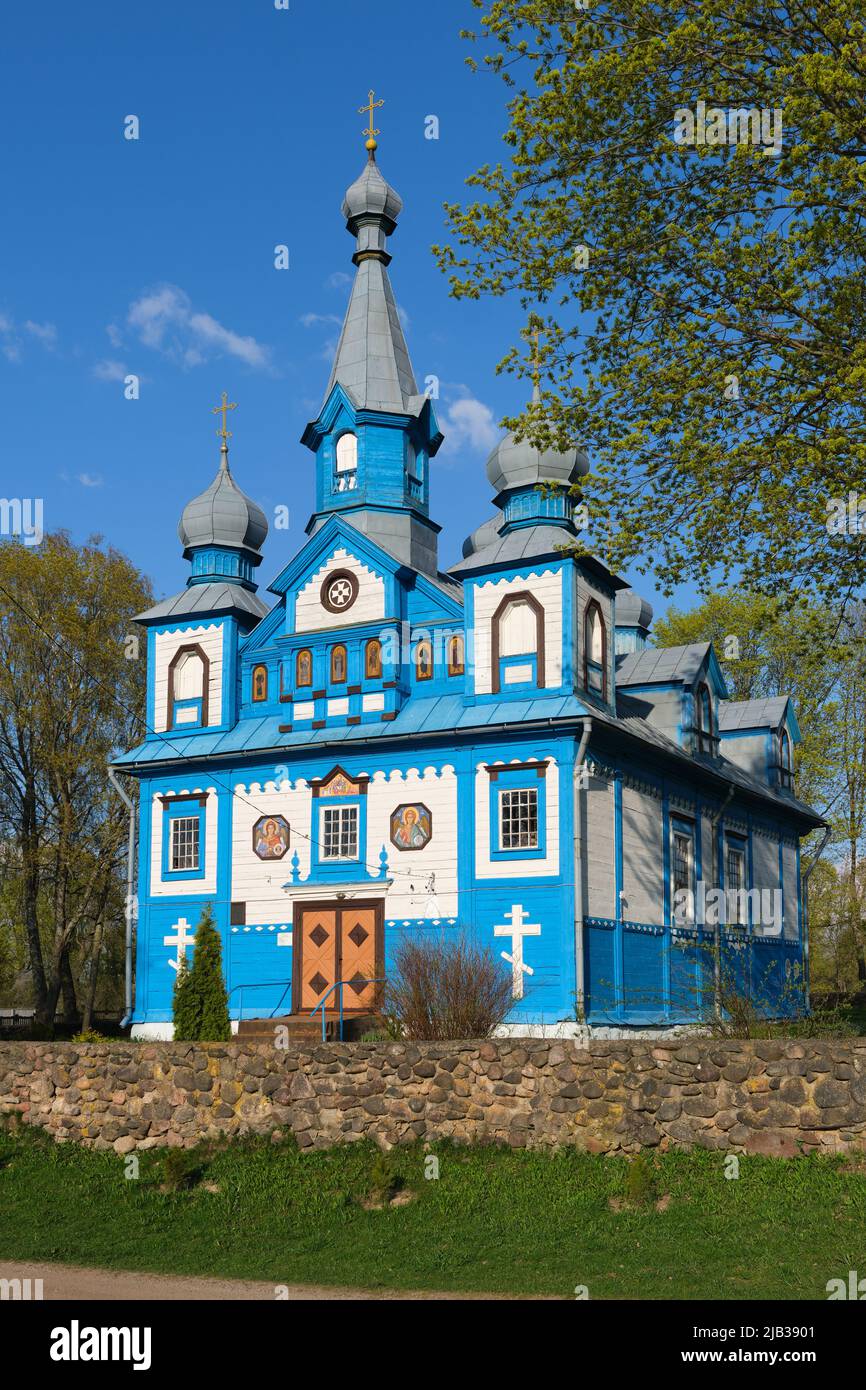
(1, 1038), (865, 1157)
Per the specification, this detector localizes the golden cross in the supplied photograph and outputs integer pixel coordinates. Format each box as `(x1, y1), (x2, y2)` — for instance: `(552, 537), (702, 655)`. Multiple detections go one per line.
(359, 89), (384, 142)
(213, 391), (238, 442)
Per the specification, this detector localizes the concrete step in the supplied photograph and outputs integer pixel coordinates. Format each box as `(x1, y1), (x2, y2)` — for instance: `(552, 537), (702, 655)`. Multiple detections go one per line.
(236, 1013), (379, 1042)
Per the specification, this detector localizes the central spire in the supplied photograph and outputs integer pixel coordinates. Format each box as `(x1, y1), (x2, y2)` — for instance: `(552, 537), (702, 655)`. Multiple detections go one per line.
(323, 94), (420, 414)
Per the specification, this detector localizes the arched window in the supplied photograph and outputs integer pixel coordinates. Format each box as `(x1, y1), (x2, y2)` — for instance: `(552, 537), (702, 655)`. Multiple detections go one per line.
(491, 591), (545, 693)
(415, 639), (433, 681)
(447, 634), (465, 677)
(365, 638), (382, 680)
(779, 728), (793, 788)
(296, 649), (312, 688)
(583, 601), (606, 698)
(167, 644), (210, 729)
(331, 644), (347, 684)
(696, 682), (714, 755)
(335, 433), (357, 491)
(252, 665), (268, 703)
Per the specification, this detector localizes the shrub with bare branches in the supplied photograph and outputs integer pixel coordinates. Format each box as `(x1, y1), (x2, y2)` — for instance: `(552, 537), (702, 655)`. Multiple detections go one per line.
(383, 934), (514, 1040)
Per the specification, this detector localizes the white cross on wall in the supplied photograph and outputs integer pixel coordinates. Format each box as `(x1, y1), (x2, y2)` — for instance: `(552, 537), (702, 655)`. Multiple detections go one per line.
(164, 917), (196, 973)
(493, 904), (542, 999)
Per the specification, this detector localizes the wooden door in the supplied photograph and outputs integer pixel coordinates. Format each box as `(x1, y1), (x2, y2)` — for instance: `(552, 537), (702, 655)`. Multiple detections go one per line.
(297, 906), (338, 1011)
(294, 901), (383, 1015)
(338, 906), (380, 1012)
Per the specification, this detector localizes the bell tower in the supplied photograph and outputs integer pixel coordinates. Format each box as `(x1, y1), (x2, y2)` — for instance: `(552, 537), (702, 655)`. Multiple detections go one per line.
(301, 93), (443, 576)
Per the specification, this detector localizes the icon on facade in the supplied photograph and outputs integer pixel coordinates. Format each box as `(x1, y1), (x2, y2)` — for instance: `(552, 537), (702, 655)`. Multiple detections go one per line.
(252, 815), (291, 860)
(390, 803), (432, 851)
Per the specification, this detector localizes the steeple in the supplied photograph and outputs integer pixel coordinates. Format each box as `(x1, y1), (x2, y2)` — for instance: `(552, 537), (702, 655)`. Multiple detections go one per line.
(178, 396), (268, 587)
(301, 96), (443, 577)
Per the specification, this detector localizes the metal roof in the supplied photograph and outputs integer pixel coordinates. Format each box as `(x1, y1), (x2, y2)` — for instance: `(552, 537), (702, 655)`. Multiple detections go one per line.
(616, 642), (711, 686)
(718, 697), (790, 731)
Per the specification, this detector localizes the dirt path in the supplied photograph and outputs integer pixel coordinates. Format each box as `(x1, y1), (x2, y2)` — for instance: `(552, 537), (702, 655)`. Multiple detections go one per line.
(1, 1260), (536, 1301)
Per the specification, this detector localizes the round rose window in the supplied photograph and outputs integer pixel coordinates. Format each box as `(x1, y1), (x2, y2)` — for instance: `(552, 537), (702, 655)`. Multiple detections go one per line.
(322, 570), (358, 613)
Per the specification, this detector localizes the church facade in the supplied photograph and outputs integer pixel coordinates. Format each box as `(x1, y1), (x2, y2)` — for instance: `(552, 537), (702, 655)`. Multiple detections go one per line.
(114, 139), (823, 1040)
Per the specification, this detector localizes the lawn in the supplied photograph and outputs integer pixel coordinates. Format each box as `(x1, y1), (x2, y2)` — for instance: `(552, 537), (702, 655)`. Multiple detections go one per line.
(1, 1126), (864, 1299)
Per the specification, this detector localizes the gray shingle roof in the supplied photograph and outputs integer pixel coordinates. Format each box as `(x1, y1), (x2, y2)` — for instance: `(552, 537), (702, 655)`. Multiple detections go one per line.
(718, 697), (790, 732)
(178, 448), (268, 556)
(136, 583), (270, 624)
(325, 256), (422, 415)
(448, 523), (578, 575)
(615, 643), (711, 686)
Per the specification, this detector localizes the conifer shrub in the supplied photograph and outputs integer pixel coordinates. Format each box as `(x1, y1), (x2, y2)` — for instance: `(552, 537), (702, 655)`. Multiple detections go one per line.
(172, 905), (231, 1042)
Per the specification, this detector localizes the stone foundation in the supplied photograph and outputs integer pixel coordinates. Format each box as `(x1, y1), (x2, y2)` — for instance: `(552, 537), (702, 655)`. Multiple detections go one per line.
(1, 1037), (864, 1157)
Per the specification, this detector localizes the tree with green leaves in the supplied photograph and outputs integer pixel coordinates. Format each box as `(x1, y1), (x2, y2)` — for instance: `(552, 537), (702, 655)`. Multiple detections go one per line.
(172, 905), (231, 1042)
(0, 533), (151, 1031)
(437, 1), (866, 604)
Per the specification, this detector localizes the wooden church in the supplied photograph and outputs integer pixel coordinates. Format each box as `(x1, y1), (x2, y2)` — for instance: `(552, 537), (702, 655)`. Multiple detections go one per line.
(114, 123), (822, 1039)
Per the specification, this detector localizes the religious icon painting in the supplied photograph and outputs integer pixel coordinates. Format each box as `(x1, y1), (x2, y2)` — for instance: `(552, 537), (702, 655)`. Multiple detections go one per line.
(252, 815), (291, 860)
(389, 803), (432, 852)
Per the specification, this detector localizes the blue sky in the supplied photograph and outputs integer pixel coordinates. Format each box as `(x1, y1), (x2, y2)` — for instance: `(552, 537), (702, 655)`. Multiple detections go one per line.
(1, 0), (683, 621)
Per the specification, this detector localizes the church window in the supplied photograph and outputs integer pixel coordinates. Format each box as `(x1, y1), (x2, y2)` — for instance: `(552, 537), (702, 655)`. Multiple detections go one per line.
(447, 634), (464, 676)
(365, 638), (382, 680)
(335, 433), (358, 491)
(170, 816), (200, 873)
(726, 836), (748, 925)
(491, 591), (545, 694)
(167, 643), (209, 729)
(252, 665), (268, 702)
(322, 569), (359, 613)
(499, 787), (538, 851)
(779, 728), (793, 788)
(415, 639), (433, 681)
(671, 821), (695, 923)
(331, 644), (347, 684)
(696, 683), (714, 755)
(583, 601), (606, 698)
(296, 649), (313, 687)
(321, 805), (358, 860)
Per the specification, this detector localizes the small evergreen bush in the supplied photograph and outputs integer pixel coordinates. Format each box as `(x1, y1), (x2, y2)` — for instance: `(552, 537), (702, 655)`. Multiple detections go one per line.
(172, 905), (231, 1042)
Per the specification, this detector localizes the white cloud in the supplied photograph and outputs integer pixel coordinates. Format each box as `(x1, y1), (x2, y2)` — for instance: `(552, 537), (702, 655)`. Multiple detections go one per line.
(300, 312), (343, 330)
(23, 320), (57, 347)
(93, 358), (128, 382)
(326, 271), (352, 290)
(439, 393), (499, 456)
(124, 284), (270, 370)
(77, 473), (103, 488)
(397, 304), (410, 332)
(0, 312), (58, 362)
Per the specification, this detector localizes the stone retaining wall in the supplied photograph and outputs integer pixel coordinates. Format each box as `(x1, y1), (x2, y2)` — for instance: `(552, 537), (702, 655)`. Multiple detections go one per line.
(1, 1038), (865, 1156)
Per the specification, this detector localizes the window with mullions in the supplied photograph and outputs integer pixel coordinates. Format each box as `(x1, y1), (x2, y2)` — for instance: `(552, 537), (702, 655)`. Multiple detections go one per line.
(321, 805), (358, 860)
(170, 816), (200, 873)
(671, 822), (695, 923)
(583, 601), (606, 698)
(726, 839), (748, 924)
(779, 729), (793, 789)
(696, 682), (714, 755)
(500, 787), (539, 851)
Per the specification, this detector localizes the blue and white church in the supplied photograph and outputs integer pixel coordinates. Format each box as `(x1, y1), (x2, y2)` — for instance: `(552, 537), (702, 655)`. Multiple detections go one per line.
(115, 135), (823, 1039)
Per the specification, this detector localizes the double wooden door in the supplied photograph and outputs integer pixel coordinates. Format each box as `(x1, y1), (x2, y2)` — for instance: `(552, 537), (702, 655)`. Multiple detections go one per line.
(294, 900), (383, 1014)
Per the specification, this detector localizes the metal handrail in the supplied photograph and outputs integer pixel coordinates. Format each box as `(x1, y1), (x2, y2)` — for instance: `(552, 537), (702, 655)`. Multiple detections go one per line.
(227, 979), (292, 1021)
(310, 977), (386, 1042)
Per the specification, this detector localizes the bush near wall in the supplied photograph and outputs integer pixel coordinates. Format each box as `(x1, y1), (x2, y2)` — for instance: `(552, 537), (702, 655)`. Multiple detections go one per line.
(1, 1038), (865, 1158)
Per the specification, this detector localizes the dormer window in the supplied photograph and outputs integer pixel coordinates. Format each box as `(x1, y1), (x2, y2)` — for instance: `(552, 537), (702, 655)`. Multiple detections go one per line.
(583, 601), (606, 699)
(696, 682), (714, 755)
(252, 665), (268, 703)
(779, 728), (793, 789)
(335, 433), (357, 492)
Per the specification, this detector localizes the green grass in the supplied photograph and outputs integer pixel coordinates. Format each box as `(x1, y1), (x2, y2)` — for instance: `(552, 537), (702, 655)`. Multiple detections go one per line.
(1, 1126), (864, 1298)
